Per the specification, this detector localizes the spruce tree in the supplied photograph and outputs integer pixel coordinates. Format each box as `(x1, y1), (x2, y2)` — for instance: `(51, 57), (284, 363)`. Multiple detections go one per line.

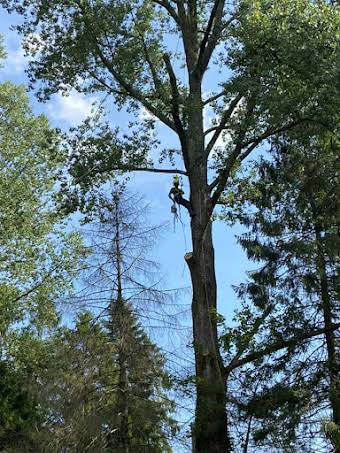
(223, 133), (339, 451)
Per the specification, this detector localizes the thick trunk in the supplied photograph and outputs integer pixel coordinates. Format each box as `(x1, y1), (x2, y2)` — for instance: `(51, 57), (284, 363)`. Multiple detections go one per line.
(186, 216), (229, 452)
(183, 72), (230, 452)
(185, 170), (230, 452)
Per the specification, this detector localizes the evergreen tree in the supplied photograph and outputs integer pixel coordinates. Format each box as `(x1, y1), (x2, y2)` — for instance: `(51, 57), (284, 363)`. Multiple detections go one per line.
(1, 1), (339, 450)
(35, 312), (118, 452)
(222, 133), (339, 451)
(84, 191), (177, 452)
(106, 298), (174, 453)
(32, 192), (177, 452)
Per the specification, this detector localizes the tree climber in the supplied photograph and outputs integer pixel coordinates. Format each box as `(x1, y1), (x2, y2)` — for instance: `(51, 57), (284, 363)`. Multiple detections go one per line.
(168, 175), (193, 217)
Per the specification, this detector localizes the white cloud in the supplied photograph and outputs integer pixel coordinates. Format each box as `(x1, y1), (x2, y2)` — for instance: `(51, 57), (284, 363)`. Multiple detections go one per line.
(48, 91), (98, 126)
(3, 46), (27, 74)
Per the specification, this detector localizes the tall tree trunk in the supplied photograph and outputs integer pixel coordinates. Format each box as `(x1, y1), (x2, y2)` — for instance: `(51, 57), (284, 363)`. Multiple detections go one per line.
(182, 70), (230, 451)
(108, 201), (130, 453)
(315, 230), (340, 429)
(185, 208), (229, 453)
(184, 82), (230, 449)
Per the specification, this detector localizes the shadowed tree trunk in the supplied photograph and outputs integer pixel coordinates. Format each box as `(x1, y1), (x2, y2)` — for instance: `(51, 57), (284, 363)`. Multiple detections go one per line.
(184, 76), (230, 450)
(107, 199), (131, 453)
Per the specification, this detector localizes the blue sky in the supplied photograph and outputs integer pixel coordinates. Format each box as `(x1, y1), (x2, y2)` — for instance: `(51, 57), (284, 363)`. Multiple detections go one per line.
(0, 7), (251, 444)
(0, 8), (250, 324)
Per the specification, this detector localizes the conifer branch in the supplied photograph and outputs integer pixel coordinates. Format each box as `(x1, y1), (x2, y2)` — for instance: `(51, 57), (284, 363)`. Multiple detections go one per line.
(225, 322), (340, 374)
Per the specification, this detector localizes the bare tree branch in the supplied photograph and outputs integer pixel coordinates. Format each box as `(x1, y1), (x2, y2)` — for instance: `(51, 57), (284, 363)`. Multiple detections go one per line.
(110, 166), (188, 176)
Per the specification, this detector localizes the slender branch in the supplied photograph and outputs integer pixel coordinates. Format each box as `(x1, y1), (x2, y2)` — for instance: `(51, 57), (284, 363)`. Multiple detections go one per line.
(12, 268), (58, 304)
(210, 118), (308, 206)
(204, 125), (228, 136)
(137, 31), (168, 105)
(112, 166), (188, 176)
(238, 141), (259, 162)
(227, 305), (273, 370)
(197, 0), (229, 75)
(197, 0), (223, 63)
(203, 89), (228, 106)
(151, 0), (180, 26)
(209, 99), (255, 207)
(162, 53), (186, 148)
(237, 119), (308, 163)
(240, 119), (306, 152)
(205, 93), (242, 156)
(225, 322), (340, 374)
(97, 50), (177, 132)
(88, 70), (127, 97)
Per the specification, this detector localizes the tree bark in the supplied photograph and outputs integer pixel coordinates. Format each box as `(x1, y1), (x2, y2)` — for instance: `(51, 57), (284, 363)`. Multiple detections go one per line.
(107, 201), (130, 453)
(185, 212), (230, 452)
(177, 56), (231, 449)
(184, 81), (230, 449)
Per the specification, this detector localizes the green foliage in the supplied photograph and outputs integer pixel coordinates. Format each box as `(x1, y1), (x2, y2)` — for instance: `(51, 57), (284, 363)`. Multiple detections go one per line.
(0, 74), (85, 451)
(24, 306), (176, 452)
(0, 361), (42, 451)
(0, 81), (83, 333)
(231, 0), (339, 123)
(0, 35), (6, 63)
(1, 0), (338, 212)
(1, 1), (339, 450)
(106, 301), (176, 452)
(223, 132), (339, 450)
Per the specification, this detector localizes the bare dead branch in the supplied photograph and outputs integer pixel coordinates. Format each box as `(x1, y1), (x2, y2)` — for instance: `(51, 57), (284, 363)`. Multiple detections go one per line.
(111, 166), (187, 176)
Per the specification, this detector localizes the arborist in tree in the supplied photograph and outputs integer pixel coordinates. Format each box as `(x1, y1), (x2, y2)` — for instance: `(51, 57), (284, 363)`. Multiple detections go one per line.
(169, 175), (193, 217)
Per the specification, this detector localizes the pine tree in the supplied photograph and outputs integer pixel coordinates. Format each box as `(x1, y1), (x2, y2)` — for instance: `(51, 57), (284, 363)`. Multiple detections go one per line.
(85, 191), (177, 452)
